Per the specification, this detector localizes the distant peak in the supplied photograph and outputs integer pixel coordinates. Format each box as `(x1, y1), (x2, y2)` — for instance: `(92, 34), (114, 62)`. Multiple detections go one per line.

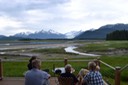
(48, 29), (59, 34)
(15, 31), (31, 35)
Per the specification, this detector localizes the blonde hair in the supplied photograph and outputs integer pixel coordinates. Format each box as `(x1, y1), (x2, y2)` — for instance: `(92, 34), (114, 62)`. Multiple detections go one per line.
(96, 65), (100, 71)
(79, 69), (89, 77)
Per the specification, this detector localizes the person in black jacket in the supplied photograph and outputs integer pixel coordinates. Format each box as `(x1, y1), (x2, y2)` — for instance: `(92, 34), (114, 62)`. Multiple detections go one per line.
(60, 64), (78, 85)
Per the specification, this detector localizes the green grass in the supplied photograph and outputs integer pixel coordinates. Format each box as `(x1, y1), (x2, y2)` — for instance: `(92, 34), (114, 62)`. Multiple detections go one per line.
(77, 41), (128, 52)
(3, 61), (28, 77)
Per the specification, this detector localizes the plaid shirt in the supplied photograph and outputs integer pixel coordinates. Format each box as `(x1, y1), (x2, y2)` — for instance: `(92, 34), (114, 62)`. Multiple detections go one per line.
(83, 71), (104, 85)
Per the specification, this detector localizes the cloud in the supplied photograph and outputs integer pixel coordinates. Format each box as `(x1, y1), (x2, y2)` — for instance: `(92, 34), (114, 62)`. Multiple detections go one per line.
(0, 15), (22, 28)
(0, 15), (34, 36)
(0, 0), (128, 35)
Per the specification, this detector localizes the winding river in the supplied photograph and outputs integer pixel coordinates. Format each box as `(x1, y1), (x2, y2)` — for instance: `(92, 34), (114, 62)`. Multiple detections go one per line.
(64, 46), (100, 57)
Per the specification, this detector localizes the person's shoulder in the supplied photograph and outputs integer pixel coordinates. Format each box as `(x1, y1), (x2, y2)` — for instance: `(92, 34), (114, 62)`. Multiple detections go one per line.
(26, 70), (32, 73)
(95, 71), (102, 75)
(84, 71), (92, 76)
(24, 70), (32, 76)
(41, 70), (49, 74)
(40, 70), (51, 78)
(60, 73), (65, 75)
(39, 70), (50, 75)
(60, 73), (67, 77)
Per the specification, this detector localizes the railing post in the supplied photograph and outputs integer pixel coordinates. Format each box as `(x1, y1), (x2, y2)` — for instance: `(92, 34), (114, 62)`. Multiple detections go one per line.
(64, 58), (68, 66)
(0, 59), (3, 80)
(115, 66), (121, 85)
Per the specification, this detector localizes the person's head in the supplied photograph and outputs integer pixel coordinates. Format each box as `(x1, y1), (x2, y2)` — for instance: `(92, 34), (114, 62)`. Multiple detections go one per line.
(96, 65), (100, 71)
(79, 69), (89, 78)
(65, 64), (72, 73)
(32, 59), (41, 69)
(29, 56), (37, 63)
(88, 61), (96, 71)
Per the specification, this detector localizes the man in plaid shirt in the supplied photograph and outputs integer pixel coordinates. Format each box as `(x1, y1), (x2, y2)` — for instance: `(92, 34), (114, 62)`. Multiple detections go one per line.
(82, 61), (104, 85)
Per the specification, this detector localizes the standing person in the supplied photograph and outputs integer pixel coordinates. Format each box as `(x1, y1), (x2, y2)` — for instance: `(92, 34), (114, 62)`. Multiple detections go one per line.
(60, 64), (78, 85)
(25, 59), (51, 85)
(82, 61), (103, 85)
(27, 56), (37, 70)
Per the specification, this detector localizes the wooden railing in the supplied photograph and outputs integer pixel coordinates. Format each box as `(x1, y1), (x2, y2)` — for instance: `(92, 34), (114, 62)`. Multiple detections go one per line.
(99, 60), (128, 85)
(0, 58), (128, 85)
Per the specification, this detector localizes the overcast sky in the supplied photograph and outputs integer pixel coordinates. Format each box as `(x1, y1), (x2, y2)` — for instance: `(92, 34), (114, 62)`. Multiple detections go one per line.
(0, 0), (128, 36)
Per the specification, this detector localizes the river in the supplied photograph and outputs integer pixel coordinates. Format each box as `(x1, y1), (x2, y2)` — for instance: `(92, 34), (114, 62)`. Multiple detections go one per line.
(64, 46), (100, 57)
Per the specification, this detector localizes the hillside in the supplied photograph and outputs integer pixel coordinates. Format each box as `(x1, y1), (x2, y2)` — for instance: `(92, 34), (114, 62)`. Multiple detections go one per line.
(75, 23), (128, 39)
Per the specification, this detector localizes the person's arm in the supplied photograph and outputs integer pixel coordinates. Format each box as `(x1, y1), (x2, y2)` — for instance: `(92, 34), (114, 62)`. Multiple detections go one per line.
(42, 71), (51, 79)
(46, 72), (51, 79)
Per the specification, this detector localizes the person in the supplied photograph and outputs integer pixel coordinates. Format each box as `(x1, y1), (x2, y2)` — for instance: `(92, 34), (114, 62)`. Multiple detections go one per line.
(77, 68), (89, 85)
(25, 59), (51, 85)
(82, 61), (104, 85)
(96, 65), (100, 71)
(60, 64), (78, 85)
(95, 65), (108, 85)
(27, 56), (37, 70)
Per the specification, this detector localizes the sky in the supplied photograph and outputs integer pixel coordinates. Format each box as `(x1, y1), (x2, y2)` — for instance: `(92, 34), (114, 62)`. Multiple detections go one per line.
(0, 0), (128, 36)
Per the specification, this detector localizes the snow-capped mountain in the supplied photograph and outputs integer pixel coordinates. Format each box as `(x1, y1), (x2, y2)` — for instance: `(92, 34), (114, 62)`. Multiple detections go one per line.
(13, 29), (66, 39)
(14, 32), (31, 37)
(65, 30), (83, 39)
(37, 29), (60, 34)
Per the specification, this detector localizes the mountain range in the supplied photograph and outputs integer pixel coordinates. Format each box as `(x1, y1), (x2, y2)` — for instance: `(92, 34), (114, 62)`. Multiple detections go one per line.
(0, 23), (128, 40)
(75, 23), (128, 39)
(0, 29), (83, 40)
(14, 29), (66, 39)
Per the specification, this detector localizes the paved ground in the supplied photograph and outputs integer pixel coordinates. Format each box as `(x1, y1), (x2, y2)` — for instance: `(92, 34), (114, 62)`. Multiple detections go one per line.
(0, 77), (57, 85)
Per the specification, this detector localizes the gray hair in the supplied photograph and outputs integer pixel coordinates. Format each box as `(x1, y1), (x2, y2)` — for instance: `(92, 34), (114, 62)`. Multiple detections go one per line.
(88, 61), (96, 71)
(65, 64), (72, 72)
(65, 64), (72, 68)
(32, 59), (41, 69)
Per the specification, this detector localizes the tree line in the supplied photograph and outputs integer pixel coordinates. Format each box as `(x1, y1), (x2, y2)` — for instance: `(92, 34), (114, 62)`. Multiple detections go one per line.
(106, 30), (128, 40)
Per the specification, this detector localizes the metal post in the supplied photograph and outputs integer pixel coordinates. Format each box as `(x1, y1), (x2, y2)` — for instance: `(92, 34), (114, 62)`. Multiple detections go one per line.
(0, 59), (3, 80)
(64, 58), (68, 66)
(115, 66), (121, 85)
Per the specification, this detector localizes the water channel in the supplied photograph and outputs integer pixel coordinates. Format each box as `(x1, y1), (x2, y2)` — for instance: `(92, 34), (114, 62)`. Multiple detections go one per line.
(64, 46), (100, 57)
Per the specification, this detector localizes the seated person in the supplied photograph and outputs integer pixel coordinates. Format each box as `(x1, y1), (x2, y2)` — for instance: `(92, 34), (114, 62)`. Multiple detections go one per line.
(82, 61), (104, 85)
(77, 68), (89, 84)
(60, 64), (78, 85)
(25, 59), (51, 85)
